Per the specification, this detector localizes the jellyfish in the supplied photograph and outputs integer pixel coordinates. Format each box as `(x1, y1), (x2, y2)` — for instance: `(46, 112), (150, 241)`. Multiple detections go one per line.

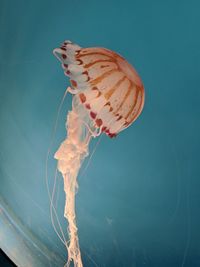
(51, 40), (145, 267)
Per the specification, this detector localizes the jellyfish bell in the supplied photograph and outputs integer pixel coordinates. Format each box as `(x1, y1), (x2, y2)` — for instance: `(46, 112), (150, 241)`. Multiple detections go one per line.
(53, 40), (145, 139)
(52, 40), (145, 267)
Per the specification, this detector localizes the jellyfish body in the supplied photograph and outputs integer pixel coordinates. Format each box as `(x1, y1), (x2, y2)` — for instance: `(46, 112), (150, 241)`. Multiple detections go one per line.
(53, 41), (145, 267)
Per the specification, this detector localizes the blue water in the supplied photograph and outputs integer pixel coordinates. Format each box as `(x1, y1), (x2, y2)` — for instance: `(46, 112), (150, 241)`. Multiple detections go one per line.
(0, 0), (200, 266)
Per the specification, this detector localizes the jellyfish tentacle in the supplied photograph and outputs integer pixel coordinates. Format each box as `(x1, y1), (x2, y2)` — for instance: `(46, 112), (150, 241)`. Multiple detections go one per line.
(54, 109), (91, 267)
(46, 88), (70, 246)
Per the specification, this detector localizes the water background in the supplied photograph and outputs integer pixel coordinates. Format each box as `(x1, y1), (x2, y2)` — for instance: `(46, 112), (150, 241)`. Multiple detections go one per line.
(0, 0), (200, 266)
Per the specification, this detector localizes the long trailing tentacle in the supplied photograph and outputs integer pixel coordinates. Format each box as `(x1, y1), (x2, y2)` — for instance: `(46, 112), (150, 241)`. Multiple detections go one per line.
(54, 109), (91, 267)
(46, 87), (70, 246)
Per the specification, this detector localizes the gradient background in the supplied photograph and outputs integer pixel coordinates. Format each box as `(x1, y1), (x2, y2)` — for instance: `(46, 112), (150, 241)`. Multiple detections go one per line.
(0, 0), (200, 266)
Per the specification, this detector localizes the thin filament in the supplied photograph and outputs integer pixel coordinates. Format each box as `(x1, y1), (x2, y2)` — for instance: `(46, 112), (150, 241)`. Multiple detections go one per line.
(50, 166), (67, 246)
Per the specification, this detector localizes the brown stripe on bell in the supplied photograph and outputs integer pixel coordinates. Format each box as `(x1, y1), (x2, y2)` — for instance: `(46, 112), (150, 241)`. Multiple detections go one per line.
(90, 69), (119, 87)
(79, 93), (86, 103)
(90, 111), (97, 119)
(126, 87), (144, 125)
(91, 87), (101, 97)
(85, 103), (91, 109)
(95, 118), (103, 127)
(70, 80), (77, 88)
(61, 47), (67, 51)
(62, 54), (67, 59)
(82, 70), (90, 81)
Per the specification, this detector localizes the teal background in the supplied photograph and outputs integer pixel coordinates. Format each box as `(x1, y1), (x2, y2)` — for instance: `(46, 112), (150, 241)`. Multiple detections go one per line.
(0, 0), (200, 266)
